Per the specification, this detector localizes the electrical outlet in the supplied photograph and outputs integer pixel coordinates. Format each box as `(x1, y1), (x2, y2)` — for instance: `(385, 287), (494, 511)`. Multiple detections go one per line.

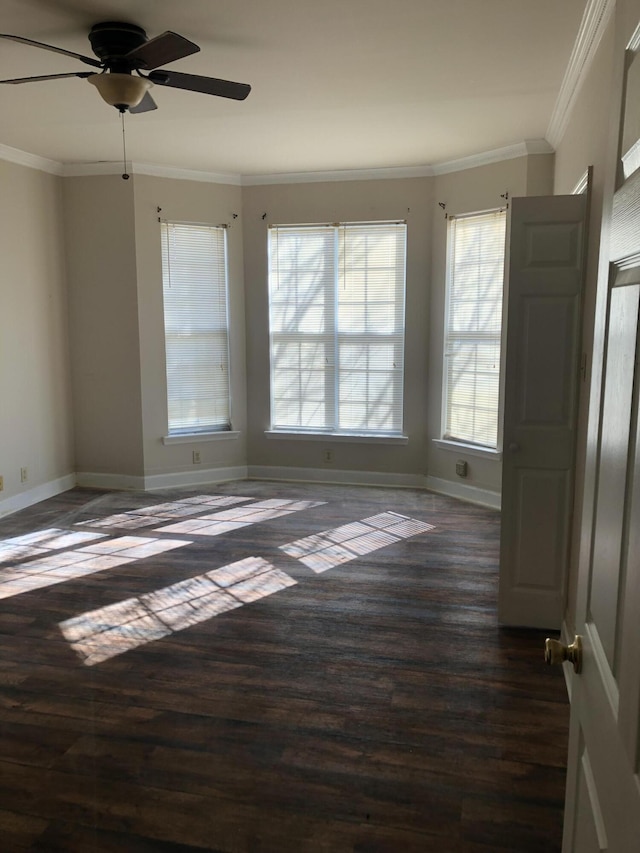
(20, 467), (28, 483)
(323, 449), (334, 464)
(455, 459), (468, 478)
(192, 450), (201, 464)
(0, 475), (3, 492)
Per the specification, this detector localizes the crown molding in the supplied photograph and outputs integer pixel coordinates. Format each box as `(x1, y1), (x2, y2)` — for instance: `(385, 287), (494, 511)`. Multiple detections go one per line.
(134, 162), (241, 185)
(60, 160), (242, 184)
(547, 0), (614, 149)
(0, 142), (62, 175)
(236, 141), (553, 186)
(240, 163), (435, 186)
(523, 138), (556, 155)
(133, 163), (242, 187)
(60, 161), (127, 177)
(2, 139), (553, 184)
(431, 139), (553, 176)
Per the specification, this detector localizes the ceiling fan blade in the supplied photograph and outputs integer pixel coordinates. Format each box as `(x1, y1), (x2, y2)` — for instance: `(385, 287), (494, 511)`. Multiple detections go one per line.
(148, 70), (251, 100)
(129, 91), (158, 114)
(0, 33), (102, 68)
(0, 71), (92, 84)
(125, 31), (199, 70)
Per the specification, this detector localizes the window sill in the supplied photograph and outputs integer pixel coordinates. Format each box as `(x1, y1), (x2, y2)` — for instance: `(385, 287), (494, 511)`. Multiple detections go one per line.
(162, 431), (241, 445)
(433, 438), (501, 460)
(265, 430), (408, 445)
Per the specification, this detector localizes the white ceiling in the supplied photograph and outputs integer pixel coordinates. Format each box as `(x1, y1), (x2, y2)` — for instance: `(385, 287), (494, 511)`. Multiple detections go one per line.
(0, 0), (588, 177)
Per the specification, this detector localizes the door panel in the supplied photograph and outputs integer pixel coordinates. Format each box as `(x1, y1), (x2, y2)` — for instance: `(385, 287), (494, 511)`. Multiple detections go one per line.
(572, 743), (607, 853)
(588, 283), (639, 668)
(519, 298), (577, 425)
(514, 468), (569, 590)
(562, 4), (640, 850)
(499, 195), (586, 629)
(525, 221), (583, 267)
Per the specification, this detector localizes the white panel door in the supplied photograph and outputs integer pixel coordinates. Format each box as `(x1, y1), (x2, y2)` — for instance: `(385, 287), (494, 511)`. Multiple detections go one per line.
(562, 2), (640, 849)
(499, 194), (586, 629)
(562, 225), (640, 853)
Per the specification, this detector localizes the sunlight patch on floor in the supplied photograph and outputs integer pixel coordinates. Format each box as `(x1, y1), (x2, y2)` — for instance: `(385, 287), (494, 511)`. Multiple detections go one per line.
(0, 536), (189, 601)
(0, 528), (107, 566)
(59, 556), (296, 666)
(280, 511), (435, 572)
(79, 495), (254, 530)
(0, 496), (327, 602)
(155, 499), (325, 535)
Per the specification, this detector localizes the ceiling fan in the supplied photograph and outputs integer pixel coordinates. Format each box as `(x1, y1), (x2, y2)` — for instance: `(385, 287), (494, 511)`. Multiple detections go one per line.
(0, 21), (251, 113)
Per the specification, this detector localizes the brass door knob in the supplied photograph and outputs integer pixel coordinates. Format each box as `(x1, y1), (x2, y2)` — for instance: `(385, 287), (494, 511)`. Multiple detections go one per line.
(545, 635), (582, 674)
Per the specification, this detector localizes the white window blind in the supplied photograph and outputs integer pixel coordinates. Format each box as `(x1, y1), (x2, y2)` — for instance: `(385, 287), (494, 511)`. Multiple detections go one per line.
(161, 222), (231, 434)
(443, 209), (506, 448)
(268, 222), (406, 435)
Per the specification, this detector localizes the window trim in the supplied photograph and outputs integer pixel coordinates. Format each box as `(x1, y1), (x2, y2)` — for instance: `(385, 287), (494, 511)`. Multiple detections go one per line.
(432, 438), (501, 459)
(161, 220), (233, 436)
(162, 430), (241, 445)
(267, 220), (407, 438)
(265, 429), (408, 445)
(441, 207), (507, 451)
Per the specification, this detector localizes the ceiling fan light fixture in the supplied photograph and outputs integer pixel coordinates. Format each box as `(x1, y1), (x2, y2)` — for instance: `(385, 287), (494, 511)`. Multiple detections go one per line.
(87, 72), (151, 110)
(1, 23), (251, 111)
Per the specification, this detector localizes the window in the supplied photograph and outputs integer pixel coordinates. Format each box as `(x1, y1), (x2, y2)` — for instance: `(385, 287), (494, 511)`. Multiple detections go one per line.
(161, 221), (231, 434)
(268, 222), (406, 435)
(443, 209), (506, 448)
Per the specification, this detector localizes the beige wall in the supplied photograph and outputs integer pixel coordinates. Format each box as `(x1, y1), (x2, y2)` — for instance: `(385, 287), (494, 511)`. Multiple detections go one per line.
(0, 160), (74, 507)
(427, 155), (554, 495)
(553, 17), (617, 632)
(242, 177), (433, 479)
(132, 175), (247, 481)
(63, 173), (248, 484)
(63, 175), (144, 479)
(0, 148), (567, 504)
(526, 153), (555, 195)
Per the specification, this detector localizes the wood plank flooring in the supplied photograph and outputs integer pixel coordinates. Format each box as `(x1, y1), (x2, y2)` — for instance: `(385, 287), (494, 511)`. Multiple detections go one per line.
(0, 481), (569, 852)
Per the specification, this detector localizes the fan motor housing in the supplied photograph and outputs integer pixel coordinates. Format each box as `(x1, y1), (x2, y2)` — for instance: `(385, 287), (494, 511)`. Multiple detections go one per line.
(88, 22), (148, 67)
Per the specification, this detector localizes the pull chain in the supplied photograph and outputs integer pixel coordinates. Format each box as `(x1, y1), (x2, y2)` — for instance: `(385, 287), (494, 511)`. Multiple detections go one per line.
(121, 110), (130, 180)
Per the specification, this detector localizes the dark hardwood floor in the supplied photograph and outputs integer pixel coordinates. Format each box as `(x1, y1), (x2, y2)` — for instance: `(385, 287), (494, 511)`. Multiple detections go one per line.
(0, 481), (569, 852)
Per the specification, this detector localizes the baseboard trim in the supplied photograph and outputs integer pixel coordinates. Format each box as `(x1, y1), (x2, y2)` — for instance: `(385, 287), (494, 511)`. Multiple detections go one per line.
(143, 466), (249, 491)
(0, 473), (77, 518)
(0, 468), (501, 516)
(247, 465), (424, 489)
(75, 472), (147, 491)
(424, 475), (501, 509)
(75, 466), (249, 492)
